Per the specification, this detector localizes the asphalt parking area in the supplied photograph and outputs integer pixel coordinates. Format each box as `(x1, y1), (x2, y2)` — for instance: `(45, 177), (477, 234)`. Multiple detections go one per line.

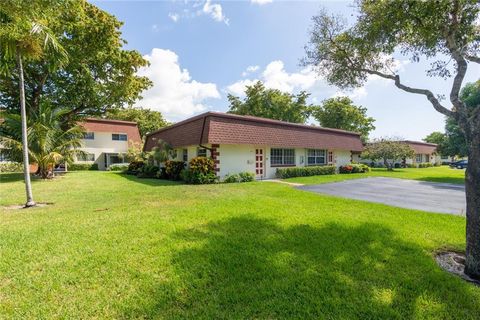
(298, 177), (466, 215)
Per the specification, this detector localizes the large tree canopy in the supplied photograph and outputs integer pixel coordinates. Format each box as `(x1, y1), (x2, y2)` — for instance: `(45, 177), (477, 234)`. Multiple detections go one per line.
(304, 0), (480, 279)
(313, 96), (375, 142)
(227, 81), (313, 123)
(106, 107), (168, 139)
(0, 0), (151, 122)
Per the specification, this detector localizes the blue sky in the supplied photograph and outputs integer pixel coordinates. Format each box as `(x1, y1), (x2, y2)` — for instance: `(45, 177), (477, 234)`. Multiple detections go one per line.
(93, 0), (479, 140)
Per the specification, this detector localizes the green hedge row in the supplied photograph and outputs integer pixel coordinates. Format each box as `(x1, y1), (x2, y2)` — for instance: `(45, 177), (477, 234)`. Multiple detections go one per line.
(0, 162), (23, 173)
(276, 165), (336, 179)
(68, 163), (99, 171)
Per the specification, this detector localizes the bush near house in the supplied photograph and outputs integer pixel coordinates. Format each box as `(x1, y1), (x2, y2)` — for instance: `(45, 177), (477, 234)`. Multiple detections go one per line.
(69, 163), (99, 171)
(137, 164), (159, 178)
(339, 163), (370, 174)
(182, 157), (217, 184)
(165, 160), (186, 180)
(126, 161), (145, 175)
(276, 165), (336, 179)
(223, 172), (255, 183)
(418, 162), (434, 168)
(108, 164), (129, 171)
(0, 162), (23, 173)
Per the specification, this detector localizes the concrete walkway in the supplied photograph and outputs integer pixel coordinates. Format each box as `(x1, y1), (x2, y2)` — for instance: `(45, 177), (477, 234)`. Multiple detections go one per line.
(298, 177), (466, 215)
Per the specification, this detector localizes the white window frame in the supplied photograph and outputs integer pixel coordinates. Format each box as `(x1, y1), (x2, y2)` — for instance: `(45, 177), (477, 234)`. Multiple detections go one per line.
(307, 149), (327, 166)
(112, 133), (128, 141)
(183, 149), (188, 162)
(270, 148), (295, 167)
(415, 154), (423, 163)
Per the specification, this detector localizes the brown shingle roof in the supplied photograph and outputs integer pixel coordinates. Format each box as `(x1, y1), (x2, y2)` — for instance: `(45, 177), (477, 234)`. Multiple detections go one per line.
(80, 118), (142, 145)
(401, 140), (438, 154)
(145, 112), (363, 152)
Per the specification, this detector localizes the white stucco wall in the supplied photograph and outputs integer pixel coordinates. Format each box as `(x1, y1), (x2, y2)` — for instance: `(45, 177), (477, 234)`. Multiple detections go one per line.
(75, 132), (130, 170)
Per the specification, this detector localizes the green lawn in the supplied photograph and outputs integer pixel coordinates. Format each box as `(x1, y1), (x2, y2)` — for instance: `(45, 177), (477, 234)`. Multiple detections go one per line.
(0, 170), (478, 319)
(285, 166), (465, 185)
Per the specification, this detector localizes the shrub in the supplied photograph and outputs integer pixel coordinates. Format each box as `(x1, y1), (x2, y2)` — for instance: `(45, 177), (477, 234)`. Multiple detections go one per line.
(165, 160), (186, 180)
(69, 163), (98, 171)
(418, 162), (433, 168)
(182, 169), (217, 184)
(183, 157), (216, 184)
(339, 163), (370, 174)
(223, 171), (255, 183)
(137, 164), (159, 178)
(239, 171), (255, 182)
(108, 164), (129, 171)
(224, 173), (241, 183)
(127, 161), (145, 175)
(276, 165), (336, 179)
(339, 165), (354, 174)
(0, 162), (23, 172)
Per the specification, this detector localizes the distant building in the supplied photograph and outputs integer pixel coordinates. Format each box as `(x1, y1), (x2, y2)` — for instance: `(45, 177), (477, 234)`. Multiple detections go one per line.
(353, 140), (441, 167)
(76, 118), (141, 170)
(144, 112), (363, 179)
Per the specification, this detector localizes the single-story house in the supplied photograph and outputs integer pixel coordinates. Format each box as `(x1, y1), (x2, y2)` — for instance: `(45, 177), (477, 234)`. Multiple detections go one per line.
(353, 140), (441, 166)
(76, 118), (142, 170)
(144, 112), (363, 179)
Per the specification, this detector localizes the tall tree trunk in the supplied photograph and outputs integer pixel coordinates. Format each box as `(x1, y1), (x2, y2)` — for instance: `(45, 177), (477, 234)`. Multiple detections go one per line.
(16, 50), (36, 207)
(464, 122), (480, 280)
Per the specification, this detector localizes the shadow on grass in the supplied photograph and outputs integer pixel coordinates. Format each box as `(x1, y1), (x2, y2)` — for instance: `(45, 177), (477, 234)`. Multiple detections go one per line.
(114, 172), (183, 187)
(122, 217), (478, 318)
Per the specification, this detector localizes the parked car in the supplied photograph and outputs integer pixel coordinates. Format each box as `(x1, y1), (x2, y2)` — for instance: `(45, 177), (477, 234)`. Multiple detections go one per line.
(450, 160), (468, 169)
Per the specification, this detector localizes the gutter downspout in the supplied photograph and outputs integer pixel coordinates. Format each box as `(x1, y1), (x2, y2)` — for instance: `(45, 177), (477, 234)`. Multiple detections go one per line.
(199, 115), (213, 152)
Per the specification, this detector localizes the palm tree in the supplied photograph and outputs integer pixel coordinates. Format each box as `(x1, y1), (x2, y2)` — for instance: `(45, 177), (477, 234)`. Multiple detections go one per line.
(0, 105), (85, 179)
(149, 140), (175, 165)
(0, 3), (68, 206)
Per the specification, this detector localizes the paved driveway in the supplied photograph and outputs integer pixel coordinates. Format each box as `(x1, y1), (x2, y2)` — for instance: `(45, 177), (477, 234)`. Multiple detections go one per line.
(298, 177), (466, 215)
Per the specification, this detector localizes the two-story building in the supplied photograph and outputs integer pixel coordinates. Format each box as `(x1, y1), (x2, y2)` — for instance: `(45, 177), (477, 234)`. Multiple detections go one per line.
(76, 118), (142, 170)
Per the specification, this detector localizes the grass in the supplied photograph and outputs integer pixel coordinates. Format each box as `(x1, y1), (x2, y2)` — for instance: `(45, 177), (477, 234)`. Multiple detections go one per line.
(0, 170), (478, 319)
(284, 165), (465, 185)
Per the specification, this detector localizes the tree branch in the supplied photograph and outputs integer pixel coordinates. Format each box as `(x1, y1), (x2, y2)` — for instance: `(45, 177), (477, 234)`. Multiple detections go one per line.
(465, 54), (480, 64)
(359, 68), (454, 118)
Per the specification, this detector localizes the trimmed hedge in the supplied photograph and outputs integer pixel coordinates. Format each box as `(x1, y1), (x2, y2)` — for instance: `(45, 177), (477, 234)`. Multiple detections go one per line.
(223, 171), (255, 183)
(418, 162), (433, 168)
(276, 165), (336, 179)
(69, 163), (98, 171)
(108, 164), (129, 171)
(0, 162), (23, 173)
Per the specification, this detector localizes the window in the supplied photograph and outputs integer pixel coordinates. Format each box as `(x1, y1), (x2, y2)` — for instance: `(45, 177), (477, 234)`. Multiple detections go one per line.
(77, 153), (95, 162)
(270, 148), (295, 166)
(328, 151), (334, 163)
(83, 132), (94, 140)
(109, 155), (124, 164)
(307, 149), (326, 165)
(112, 133), (127, 141)
(415, 154), (422, 163)
(197, 148), (207, 157)
(183, 149), (188, 162)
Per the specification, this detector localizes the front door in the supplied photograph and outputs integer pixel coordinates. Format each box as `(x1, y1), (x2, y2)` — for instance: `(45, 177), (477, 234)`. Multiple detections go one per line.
(255, 148), (264, 179)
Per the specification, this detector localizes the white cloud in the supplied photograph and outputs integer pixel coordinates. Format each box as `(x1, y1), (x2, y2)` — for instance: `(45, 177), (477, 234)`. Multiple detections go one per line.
(227, 60), (321, 96)
(168, 12), (179, 22)
(251, 0), (273, 5)
(202, 0), (229, 25)
(151, 24), (159, 32)
(227, 79), (259, 96)
(135, 48), (220, 121)
(241, 65), (260, 77)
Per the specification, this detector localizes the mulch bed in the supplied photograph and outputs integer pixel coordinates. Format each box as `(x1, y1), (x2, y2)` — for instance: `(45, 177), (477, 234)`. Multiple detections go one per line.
(436, 251), (480, 286)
